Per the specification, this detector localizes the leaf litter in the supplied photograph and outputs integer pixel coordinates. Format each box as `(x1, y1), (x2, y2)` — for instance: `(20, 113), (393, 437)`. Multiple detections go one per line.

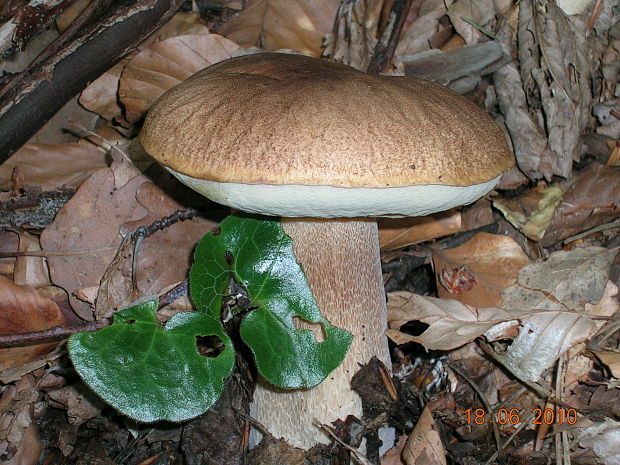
(0, 2), (619, 464)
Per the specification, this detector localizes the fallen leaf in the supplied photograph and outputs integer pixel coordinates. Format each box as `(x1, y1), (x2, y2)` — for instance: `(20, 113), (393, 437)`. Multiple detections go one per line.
(576, 419), (620, 465)
(498, 311), (596, 382)
(0, 277), (66, 370)
(401, 406), (446, 465)
(378, 209), (461, 252)
(386, 292), (528, 350)
(433, 232), (531, 307)
(446, 0), (496, 45)
(322, 0), (381, 71)
(501, 247), (619, 312)
(396, 0), (449, 57)
(591, 350), (620, 379)
(79, 12), (211, 121)
(219, 0), (339, 57)
(95, 182), (217, 318)
(46, 384), (104, 426)
(0, 143), (107, 191)
(381, 435), (406, 465)
(539, 163), (620, 247)
(119, 33), (239, 122)
(78, 61), (125, 121)
(39, 167), (149, 320)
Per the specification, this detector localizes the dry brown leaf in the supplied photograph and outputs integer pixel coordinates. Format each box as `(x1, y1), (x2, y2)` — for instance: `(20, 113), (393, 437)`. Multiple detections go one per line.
(0, 373), (42, 465)
(446, 0), (496, 45)
(433, 232), (530, 307)
(493, 183), (564, 241)
(539, 163), (620, 247)
(46, 385), (103, 426)
(119, 33), (239, 122)
(591, 350), (620, 380)
(386, 291), (528, 350)
(378, 209), (461, 252)
(0, 143), (107, 191)
(0, 277), (66, 370)
(401, 406), (446, 465)
(575, 419), (620, 465)
(79, 12), (211, 121)
(381, 435), (407, 465)
(78, 61), (125, 121)
(389, 247), (619, 383)
(322, 0), (382, 71)
(494, 1), (599, 181)
(219, 0), (339, 57)
(95, 182), (217, 318)
(39, 167), (150, 320)
(395, 0), (450, 57)
(0, 231), (18, 278)
(501, 247), (619, 312)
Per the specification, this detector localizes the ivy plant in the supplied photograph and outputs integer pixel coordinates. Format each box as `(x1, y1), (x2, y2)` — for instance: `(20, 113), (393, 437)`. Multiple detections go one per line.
(68, 215), (352, 422)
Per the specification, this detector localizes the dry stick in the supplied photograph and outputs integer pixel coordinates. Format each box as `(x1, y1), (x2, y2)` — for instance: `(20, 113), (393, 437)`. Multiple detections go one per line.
(0, 318), (111, 348)
(0, 0), (184, 162)
(366, 0), (414, 75)
(312, 420), (373, 465)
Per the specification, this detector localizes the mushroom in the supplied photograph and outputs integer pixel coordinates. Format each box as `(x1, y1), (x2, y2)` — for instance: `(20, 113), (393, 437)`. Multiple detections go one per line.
(139, 52), (514, 448)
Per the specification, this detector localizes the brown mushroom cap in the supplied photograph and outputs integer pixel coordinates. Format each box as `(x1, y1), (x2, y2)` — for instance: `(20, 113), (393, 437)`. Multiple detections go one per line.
(140, 52), (514, 189)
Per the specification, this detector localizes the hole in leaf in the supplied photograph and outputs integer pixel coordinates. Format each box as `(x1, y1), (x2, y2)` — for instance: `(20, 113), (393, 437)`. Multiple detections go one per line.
(212, 227), (221, 236)
(195, 335), (225, 358)
(123, 319), (137, 324)
(224, 250), (234, 266)
(293, 316), (326, 343)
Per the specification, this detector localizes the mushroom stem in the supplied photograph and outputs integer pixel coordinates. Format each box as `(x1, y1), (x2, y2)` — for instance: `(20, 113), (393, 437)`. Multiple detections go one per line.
(250, 218), (391, 448)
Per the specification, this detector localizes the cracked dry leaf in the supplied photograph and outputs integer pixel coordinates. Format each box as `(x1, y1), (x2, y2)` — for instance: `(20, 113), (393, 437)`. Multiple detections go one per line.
(402, 407), (446, 465)
(446, 0), (496, 45)
(433, 232), (530, 307)
(501, 247), (619, 312)
(539, 163), (620, 247)
(322, 0), (382, 71)
(494, 1), (597, 181)
(0, 276), (66, 370)
(388, 247), (619, 383)
(493, 183), (564, 241)
(386, 292), (528, 350)
(119, 33), (239, 122)
(0, 375), (42, 465)
(396, 0), (451, 57)
(219, 0), (340, 57)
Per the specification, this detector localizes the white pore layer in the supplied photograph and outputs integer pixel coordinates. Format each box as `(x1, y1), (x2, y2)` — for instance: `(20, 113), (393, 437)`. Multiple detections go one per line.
(171, 169), (501, 218)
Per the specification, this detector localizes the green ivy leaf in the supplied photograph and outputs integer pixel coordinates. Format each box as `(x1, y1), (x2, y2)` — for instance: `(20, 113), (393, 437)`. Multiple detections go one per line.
(68, 300), (234, 422)
(191, 215), (352, 389)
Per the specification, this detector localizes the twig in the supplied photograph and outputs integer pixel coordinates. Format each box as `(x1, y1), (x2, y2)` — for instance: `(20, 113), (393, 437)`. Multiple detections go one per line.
(366, 0), (414, 74)
(313, 419), (373, 465)
(157, 279), (188, 309)
(0, 246), (115, 258)
(0, 318), (111, 348)
(0, 0), (184, 162)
